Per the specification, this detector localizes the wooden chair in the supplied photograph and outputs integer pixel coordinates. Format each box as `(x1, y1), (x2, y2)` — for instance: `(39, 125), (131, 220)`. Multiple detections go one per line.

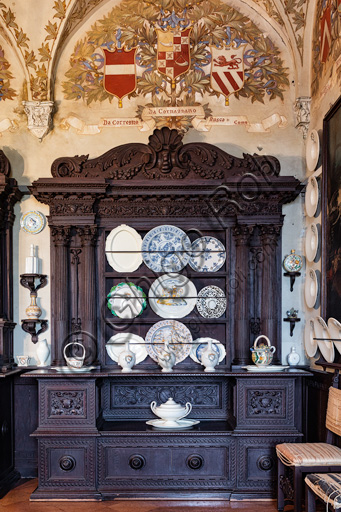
(276, 386), (341, 512)
(305, 473), (341, 511)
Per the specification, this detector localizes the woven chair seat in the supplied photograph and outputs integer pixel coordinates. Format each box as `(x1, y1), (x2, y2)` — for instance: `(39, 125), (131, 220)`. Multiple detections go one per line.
(276, 443), (341, 466)
(305, 473), (341, 509)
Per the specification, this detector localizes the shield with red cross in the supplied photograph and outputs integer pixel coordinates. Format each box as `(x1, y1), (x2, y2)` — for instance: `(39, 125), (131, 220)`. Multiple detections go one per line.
(103, 47), (137, 106)
(156, 27), (191, 81)
(320, 3), (332, 63)
(210, 45), (245, 103)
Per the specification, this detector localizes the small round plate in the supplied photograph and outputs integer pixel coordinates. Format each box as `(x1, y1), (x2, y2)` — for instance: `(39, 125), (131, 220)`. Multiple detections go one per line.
(242, 365), (289, 372)
(51, 366), (97, 373)
(106, 333), (147, 364)
(305, 223), (319, 262)
(20, 211), (46, 234)
(305, 176), (319, 217)
(107, 282), (146, 319)
(306, 129), (320, 172)
(283, 250), (303, 273)
(304, 318), (318, 358)
(196, 286), (226, 318)
(145, 320), (192, 364)
(314, 317), (334, 363)
(304, 268), (318, 309)
(328, 318), (341, 356)
(189, 236), (226, 272)
(142, 225), (191, 273)
(105, 225), (142, 273)
(146, 419), (200, 429)
(149, 273), (197, 319)
(190, 338), (226, 364)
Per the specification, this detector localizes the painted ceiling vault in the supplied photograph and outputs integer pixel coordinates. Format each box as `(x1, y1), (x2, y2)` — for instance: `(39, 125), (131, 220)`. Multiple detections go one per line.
(0, 0), (339, 135)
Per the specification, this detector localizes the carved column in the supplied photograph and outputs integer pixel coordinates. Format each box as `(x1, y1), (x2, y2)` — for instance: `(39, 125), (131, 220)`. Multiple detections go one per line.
(51, 226), (71, 365)
(259, 224), (282, 361)
(78, 226), (98, 365)
(232, 225), (254, 366)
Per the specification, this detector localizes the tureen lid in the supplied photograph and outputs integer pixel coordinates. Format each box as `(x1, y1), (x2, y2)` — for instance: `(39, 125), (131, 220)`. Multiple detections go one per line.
(156, 398), (185, 410)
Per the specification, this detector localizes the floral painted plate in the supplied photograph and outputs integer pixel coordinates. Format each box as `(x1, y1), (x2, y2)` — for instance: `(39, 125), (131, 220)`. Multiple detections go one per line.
(189, 236), (226, 272)
(190, 337), (226, 364)
(145, 320), (192, 364)
(196, 286), (226, 318)
(142, 225), (191, 273)
(283, 249), (303, 273)
(107, 282), (147, 319)
(149, 273), (197, 319)
(105, 225), (143, 273)
(106, 333), (147, 364)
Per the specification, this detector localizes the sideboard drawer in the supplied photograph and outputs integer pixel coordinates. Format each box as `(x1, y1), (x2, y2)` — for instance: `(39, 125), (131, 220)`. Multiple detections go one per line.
(37, 379), (97, 432)
(97, 435), (235, 491)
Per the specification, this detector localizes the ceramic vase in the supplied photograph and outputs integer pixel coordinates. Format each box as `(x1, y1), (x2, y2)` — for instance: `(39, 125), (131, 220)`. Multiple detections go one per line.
(25, 294), (42, 319)
(157, 341), (176, 372)
(118, 342), (136, 372)
(36, 338), (50, 366)
(201, 339), (219, 372)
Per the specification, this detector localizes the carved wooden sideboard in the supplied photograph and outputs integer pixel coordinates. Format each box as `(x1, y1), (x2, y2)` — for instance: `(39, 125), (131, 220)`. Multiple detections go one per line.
(26, 127), (309, 500)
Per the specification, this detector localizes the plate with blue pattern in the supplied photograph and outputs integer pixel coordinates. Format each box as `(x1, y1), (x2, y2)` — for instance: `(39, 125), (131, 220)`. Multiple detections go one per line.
(142, 225), (191, 273)
(189, 236), (226, 272)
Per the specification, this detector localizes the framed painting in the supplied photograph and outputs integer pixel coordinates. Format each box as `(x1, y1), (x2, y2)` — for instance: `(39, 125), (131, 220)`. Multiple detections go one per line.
(322, 95), (341, 322)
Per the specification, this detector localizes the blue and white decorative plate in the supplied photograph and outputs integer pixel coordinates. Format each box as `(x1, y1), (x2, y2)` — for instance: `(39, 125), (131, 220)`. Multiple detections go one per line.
(142, 225), (191, 273)
(189, 236), (226, 272)
(145, 320), (193, 364)
(196, 285), (226, 318)
(149, 273), (197, 319)
(190, 337), (226, 364)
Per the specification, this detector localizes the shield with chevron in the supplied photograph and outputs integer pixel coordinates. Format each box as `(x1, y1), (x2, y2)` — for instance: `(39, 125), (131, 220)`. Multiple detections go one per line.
(320, 3), (332, 63)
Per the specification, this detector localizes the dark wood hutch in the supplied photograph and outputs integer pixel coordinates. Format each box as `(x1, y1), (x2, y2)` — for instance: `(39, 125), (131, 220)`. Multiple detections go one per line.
(25, 127), (310, 500)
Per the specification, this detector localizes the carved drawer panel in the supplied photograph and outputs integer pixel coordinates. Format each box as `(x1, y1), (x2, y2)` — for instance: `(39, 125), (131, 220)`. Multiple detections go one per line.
(236, 435), (301, 493)
(102, 376), (230, 420)
(37, 379), (97, 432)
(97, 435), (235, 490)
(235, 378), (296, 430)
(37, 438), (96, 490)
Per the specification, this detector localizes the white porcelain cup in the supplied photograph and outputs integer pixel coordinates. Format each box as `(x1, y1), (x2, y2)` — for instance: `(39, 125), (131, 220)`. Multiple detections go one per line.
(17, 355), (30, 366)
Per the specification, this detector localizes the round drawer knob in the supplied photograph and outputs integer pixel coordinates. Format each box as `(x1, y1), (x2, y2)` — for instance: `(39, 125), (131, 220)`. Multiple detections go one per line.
(129, 454), (146, 470)
(257, 455), (274, 471)
(186, 454), (204, 470)
(1, 420), (9, 437)
(59, 455), (76, 472)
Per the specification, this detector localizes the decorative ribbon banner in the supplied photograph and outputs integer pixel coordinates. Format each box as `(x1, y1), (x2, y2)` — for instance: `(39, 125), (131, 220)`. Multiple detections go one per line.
(60, 115), (101, 134)
(0, 118), (18, 136)
(141, 105), (206, 131)
(194, 113), (287, 132)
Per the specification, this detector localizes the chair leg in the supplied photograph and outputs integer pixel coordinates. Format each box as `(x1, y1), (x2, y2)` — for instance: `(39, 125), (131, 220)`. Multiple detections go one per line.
(277, 458), (285, 511)
(305, 484), (316, 512)
(293, 468), (303, 512)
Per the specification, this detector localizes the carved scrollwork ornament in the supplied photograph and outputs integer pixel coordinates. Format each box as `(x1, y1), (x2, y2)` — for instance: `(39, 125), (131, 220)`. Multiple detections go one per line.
(77, 225), (98, 246)
(0, 150), (10, 176)
(279, 474), (294, 500)
(259, 224), (282, 246)
(51, 226), (72, 246)
(232, 225), (254, 245)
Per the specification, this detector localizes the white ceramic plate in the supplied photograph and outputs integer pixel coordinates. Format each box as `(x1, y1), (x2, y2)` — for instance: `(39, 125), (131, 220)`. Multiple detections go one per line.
(105, 225), (142, 273)
(190, 338), (226, 364)
(142, 225), (191, 273)
(305, 176), (319, 217)
(196, 286), (227, 318)
(146, 419), (200, 429)
(306, 129), (320, 172)
(304, 319), (318, 358)
(242, 365), (289, 372)
(20, 211), (46, 234)
(107, 282), (147, 319)
(145, 320), (192, 364)
(305, 223), (319, 262)
(149, 273), (197, 319)
(51, 366), (97, 373)
(304, 268), (318, 309)
(189, 236), (226, 272)
(314, 317), (334, 363)
(106, 333), (147, 364)
(328, 318), (341, 356)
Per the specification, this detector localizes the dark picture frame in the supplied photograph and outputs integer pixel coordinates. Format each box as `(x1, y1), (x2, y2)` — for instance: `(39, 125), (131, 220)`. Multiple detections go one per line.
(322, 95), (341, 322)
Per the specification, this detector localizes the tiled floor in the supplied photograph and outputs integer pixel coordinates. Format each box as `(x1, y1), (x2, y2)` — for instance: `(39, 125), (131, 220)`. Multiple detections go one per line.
(0, 479), (288, 512)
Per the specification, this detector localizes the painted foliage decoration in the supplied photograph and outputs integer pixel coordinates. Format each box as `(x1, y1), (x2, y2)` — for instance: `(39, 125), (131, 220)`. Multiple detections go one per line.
(312, 0), (341, 97)
(0, 45), (16, 101)
(62, 0), (289, 130)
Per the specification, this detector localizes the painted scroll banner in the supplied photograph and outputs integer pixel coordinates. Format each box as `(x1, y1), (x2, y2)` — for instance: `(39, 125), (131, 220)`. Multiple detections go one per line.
(0, 118), (17, 136)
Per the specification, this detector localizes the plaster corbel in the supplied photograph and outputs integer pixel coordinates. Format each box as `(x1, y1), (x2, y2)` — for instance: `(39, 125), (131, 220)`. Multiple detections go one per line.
(22, 101), (55, 141)
(294, 96), (311, 139)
